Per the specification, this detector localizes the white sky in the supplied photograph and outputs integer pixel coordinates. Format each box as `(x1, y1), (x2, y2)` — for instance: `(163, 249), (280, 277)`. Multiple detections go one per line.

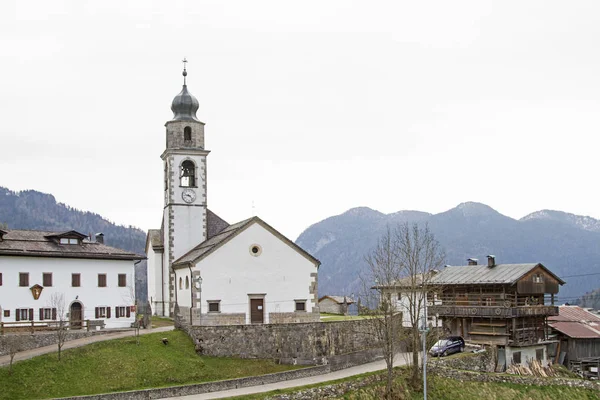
(1, 1), (599, 240)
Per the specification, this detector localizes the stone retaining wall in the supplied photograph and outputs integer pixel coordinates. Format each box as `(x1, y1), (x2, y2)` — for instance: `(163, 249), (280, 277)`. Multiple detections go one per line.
(186, 319), (381, 364)
(56, 364), (331, 400)
(0, 330), (114, 356)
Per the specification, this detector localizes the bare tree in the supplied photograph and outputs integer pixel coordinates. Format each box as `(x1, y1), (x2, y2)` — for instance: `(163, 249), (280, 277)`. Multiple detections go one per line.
(361, 223), (445, 395)
(360, 227), (405, 398)
(6, 335), (26, 375)
(122, 274), (142, 345)
(395, 223), (445, 388)
(49, 293), (68, 361)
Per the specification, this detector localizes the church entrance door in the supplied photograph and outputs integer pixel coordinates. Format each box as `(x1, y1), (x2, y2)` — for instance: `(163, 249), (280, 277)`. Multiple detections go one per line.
(250, 299), (264, 324)
(70, 302), (83, 329)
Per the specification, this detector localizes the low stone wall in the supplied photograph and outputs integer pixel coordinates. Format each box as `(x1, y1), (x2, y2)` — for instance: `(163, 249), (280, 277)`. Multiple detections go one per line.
(186, 319), (380, 364)
(57, 364), (331, 400)
(0, 330), (114, 356)
(269, 312), (320, 324)
(429, 365), (600, 391)
(177, 306), (320, 326)
(432, 350), (492, 372)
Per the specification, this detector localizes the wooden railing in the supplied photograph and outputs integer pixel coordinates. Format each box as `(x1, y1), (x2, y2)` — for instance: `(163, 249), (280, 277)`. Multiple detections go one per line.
(428, 304), (559, 318)
(0, 320), (95, 335)
(432, 293), (555, 308)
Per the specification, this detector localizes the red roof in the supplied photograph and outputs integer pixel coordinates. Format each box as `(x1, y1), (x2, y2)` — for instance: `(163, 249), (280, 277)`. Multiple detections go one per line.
(549, 306), (600, 323)
(549, 306), (600, 339)
(550, 321), (600, 339)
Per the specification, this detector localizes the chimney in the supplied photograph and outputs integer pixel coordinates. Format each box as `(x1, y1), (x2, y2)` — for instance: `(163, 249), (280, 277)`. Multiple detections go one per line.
(96, 233), (104, 244)
(467, 258), (478, 266)
(487, 255), (496, 267)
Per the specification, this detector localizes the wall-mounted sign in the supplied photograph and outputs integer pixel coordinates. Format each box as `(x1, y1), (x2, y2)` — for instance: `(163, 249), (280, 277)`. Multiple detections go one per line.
(30, 284), (43, 300)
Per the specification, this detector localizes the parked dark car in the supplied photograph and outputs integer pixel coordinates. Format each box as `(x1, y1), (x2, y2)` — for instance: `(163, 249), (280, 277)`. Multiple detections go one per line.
(429, 336), (465, 357)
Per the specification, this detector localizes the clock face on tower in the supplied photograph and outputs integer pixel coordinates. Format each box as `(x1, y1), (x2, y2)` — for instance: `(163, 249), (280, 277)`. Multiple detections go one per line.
(182, 188), (196, 203)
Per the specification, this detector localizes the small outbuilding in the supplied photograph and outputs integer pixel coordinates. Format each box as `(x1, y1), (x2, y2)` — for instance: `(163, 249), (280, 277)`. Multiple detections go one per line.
(318, 295), (355, 315)
(548, 306), (600, 367)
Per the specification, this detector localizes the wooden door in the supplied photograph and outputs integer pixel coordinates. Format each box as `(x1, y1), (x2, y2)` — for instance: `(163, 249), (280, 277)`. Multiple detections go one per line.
(250, 299), (264, 324)
(70, 302), (82, 329)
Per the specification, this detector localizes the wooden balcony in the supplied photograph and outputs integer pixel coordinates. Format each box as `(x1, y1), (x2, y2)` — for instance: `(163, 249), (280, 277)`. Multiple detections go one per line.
(428, 304), (558, 318)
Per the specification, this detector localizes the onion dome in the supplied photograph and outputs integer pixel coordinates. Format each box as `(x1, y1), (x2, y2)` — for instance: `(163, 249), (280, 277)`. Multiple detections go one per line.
(170, 61), (200, 121)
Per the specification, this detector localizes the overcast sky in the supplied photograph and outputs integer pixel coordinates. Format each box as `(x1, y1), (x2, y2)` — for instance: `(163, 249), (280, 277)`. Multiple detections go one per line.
(1, 1), (599, 240)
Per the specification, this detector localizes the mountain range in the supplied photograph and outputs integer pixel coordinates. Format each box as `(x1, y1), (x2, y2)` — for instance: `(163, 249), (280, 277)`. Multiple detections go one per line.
(296, 202), (600, 302)
(2, 186), (598, 305)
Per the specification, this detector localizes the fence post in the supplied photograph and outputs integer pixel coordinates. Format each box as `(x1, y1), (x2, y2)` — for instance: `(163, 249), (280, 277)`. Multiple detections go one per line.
(1, 322), (3, 336)
(86, 320), (90, 332)
(31, 321), (34, 334)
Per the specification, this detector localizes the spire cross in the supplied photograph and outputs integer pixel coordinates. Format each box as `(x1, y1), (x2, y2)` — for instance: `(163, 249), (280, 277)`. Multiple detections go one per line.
(182, 57), (188, 85)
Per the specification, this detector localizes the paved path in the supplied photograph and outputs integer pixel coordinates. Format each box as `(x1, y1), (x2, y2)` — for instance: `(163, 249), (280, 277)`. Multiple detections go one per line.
(0, 325), (174, 366)
(162, 352), (417, 400)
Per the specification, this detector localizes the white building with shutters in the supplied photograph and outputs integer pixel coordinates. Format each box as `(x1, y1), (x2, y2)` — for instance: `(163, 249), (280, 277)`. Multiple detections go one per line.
(0, 229), (145, 329)
(146, 65), (321, 325)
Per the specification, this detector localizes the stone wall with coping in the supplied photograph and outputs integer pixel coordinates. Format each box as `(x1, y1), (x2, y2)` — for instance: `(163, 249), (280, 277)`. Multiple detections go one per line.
(0, 330), (115, 356)
(56, 364), (331, 400)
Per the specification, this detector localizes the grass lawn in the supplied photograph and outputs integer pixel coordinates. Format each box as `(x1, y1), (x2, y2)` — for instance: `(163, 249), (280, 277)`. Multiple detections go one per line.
(150, 315), (174, 328)
(320, 313), (370, 322)
(0, 330), (302, 400)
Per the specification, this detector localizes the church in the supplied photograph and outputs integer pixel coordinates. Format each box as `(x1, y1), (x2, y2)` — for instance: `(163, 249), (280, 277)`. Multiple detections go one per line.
(146, 65), (320, 325)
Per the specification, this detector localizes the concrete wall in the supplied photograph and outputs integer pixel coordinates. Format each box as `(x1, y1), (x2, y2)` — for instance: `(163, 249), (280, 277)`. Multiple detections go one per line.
(505, 344), (548, 366)
(0, 256), (136, 329)
(146, 245), (169, 317)
(185, 320), (380, 363)
(176, 222), (319, 324)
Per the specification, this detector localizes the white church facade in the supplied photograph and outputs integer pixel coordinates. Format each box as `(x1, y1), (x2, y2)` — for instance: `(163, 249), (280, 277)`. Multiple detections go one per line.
(146, 65), (320, 325)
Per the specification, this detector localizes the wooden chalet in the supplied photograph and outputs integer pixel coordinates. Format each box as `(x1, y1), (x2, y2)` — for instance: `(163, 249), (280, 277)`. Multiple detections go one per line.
(429, 256), (565, 367)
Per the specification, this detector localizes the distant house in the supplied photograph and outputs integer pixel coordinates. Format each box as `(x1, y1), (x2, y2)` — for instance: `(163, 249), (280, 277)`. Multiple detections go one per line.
(429, 256), (565, 370)
(376, 272), (442, 328)
(319, 296), (355, 315)
(0, 229), (145, 329)
(549, 306), (600, 366)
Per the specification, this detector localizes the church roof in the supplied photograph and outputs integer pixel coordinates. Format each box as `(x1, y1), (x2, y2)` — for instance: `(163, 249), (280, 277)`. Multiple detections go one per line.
(145, 209), (229, 254)
(0, 229), (145, 261)
(146, 229), (163, 252)
(207, 209), (229, 239)
(172, 216), (320, 269)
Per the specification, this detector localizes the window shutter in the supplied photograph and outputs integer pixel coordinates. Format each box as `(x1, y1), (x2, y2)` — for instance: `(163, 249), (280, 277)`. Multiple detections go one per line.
(39, 308), (44, 321)
(95, 307), (99, 318)
(15, 310), (20, 321)
(52, 308), (57, 320)
(107, 307), (111, 319)
(29, 308), (34, 321)
(116, 307), (119, 318)
(126, 307), (131, 318)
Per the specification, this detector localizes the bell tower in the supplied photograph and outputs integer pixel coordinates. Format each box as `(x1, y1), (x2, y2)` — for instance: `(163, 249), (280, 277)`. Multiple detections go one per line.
(161, 60), (210, 289)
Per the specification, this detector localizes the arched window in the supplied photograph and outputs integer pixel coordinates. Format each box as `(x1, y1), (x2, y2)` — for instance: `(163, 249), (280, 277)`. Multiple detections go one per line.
(185, 276), (189, 289)
(179, 277), (183, 290)
(184, 126), (192, 141)
(180, 160), (196, 187)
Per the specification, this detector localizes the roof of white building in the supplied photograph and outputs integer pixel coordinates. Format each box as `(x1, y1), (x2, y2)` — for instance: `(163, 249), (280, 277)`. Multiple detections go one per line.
(172, 216), (320, 269)
(0, 229), (145, 260)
